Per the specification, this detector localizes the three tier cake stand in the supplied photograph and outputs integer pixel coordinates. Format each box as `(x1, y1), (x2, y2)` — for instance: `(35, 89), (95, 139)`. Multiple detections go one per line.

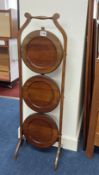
(14, 12), (67, 170)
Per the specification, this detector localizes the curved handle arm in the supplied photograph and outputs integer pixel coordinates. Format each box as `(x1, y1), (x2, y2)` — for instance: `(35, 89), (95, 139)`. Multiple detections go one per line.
(18, 12), (67, 51)
(24, 12), (60, 20)
(18, 13), (60, 36)
(24, 12), (67, 50)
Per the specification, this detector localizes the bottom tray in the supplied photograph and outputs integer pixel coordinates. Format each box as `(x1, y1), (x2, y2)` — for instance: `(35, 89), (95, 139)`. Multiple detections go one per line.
(23, 113), (59, 149)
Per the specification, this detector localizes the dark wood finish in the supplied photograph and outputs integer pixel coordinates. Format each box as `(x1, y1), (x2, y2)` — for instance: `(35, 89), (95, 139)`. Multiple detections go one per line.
(84, 1), (99, 156)
(0, 9), (18, 38)
(86, 59), (99, 157)
(83, 0), (95, 149)
(17, 0), (20, 29)
(22, 29), (63, 74)
(23, 113), (59, 149)
(23, 75), (60, 112)
(96, 24), (99, 55)
(91, 20), (98, 87)
(15, 13), (67, 170)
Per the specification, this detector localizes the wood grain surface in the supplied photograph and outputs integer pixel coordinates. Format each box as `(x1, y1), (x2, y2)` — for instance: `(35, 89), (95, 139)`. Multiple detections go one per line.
(22, 30), (63, 73)
(23, 113), (59, 149)
(22, 75), (60, 112)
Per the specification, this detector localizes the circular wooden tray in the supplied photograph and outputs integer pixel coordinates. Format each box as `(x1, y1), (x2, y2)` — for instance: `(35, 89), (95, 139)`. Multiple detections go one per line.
(22, 75), (60, 112)
(23, 113), (59, 149)
(21, 30), (63, 73)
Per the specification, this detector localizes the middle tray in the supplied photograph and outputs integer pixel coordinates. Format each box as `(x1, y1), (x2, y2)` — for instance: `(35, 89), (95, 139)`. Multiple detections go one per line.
(22, 75), (60, 113)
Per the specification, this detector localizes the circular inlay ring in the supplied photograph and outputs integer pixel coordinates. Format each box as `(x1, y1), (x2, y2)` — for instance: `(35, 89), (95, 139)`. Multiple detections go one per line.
(21, 30), (63, 74)
(23, 113), (59, 149)
(22, 75), (60, 113)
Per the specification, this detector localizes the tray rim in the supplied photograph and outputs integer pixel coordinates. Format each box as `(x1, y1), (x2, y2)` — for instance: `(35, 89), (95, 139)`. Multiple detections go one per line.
(22, 75), (60, 113)
(21, 29), (63, 74)
(23, 113), (59, 149)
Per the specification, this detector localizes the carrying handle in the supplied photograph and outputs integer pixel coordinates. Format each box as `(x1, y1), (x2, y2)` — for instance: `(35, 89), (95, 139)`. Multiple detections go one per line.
(24, 12), (60, 20)
(19, 13), (60, 36)
(19, 12), (67, 52)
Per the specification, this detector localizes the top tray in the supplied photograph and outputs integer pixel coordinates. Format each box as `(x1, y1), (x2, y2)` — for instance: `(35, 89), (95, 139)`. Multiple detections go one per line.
(22, 29), (63, 74)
